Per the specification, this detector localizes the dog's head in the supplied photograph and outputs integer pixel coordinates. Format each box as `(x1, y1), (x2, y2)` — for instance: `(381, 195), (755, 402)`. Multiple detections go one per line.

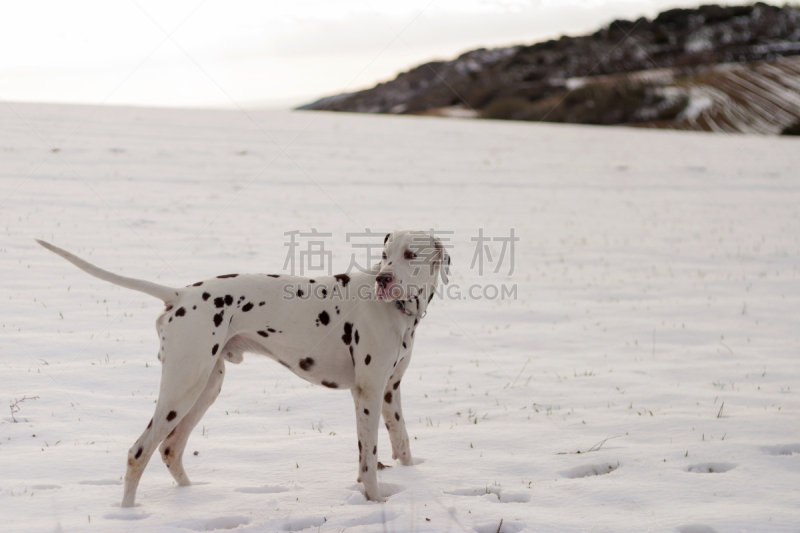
(375, 230), (450, 301)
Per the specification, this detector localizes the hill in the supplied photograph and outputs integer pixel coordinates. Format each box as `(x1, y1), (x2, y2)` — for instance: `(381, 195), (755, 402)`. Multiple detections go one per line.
(299, 3), (800, 134)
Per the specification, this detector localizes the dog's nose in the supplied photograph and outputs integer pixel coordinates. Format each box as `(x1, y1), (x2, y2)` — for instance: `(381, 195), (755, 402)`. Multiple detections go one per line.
(376, 272), (393, 288)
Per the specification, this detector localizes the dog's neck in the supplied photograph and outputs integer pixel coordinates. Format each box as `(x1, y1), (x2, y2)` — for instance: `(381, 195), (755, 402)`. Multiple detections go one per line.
(392, 282), (437, 322)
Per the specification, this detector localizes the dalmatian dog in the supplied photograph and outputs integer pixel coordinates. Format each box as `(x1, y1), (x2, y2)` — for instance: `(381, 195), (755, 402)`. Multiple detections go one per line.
(35, 230), (450, 507)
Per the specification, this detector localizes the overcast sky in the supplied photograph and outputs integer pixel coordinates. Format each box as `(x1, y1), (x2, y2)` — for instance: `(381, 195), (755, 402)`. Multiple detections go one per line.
(0, 0), (779, 109)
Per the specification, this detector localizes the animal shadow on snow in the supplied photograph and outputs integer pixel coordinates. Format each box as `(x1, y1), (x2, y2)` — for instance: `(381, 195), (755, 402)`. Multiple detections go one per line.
(685, 463), (736, 474)
(445, 485), (531, 503)
(761, 444), (800, 456)
(559, 462), (620, 479)
(676, 525), (718, 533)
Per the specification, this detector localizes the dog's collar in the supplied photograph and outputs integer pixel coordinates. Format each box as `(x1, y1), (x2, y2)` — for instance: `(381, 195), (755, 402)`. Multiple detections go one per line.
(394, 299), (426, 320)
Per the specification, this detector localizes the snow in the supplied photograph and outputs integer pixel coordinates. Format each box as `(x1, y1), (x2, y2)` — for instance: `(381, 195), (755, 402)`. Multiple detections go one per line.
(1, 102), (799, 532)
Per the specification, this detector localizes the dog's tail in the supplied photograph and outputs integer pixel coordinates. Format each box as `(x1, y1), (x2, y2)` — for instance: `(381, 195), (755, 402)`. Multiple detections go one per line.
(35, 239), (178, 303)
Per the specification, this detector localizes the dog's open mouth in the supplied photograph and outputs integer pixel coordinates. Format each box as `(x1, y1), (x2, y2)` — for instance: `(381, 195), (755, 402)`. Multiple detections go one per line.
(375, 284), (404, 301)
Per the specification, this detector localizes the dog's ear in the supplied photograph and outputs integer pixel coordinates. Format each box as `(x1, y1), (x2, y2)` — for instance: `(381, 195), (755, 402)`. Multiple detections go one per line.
(384, 233), (391, 245)
(433, 238), (450, 285)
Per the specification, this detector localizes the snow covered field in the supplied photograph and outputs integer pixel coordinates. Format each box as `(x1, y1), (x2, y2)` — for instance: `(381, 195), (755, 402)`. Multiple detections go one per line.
(1, 102), (799, 532)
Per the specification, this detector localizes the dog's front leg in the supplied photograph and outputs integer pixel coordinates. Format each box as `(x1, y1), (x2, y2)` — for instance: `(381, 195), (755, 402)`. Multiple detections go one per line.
(351, 383), (386, 503)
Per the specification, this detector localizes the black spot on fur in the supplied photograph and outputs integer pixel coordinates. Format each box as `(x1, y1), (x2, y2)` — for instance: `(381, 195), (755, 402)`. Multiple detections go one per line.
(393, 380), (401, 390)
(165, 305), (173, 311)
(267, 274), (279, 278)
(259, 302), (265, 306)
(297, 288), (304, 297)
(321, 380), (338, 389)
(318, 311), (330, 325)
(354, 330), (360, 345)
(310, 279), (315, 283)
(193, 305), (196, 310)
(364, 408), (369, 415)
(224, 295), (233, 306)
(164, 447), (170, 456)
(212, 344), (219, 355)
(214, 297), (224, 308)
(373, 445), (377, 455)
(299, 357), (315, 371)
(257, 330), (269, 337)
(395, 412), (400, 421)
(175, 307), (186, 317)
(364, 354), (371, 365)
(202, 292), (210, 301)
(384, 233), (390, 244)
(321, 288), (327, 298)
(166, 411), (177, 422)
(193, 281), (203, 286)
(358, 441), (362, 452)
(169, 317), (172, 322)
(242, 302), (254, 312)
(402, 341), (407, 349)
(135, 447), (142, 459)
(147, 418), (153, 429)
(268, 328), (276, 333)
(217, 274), (238, 279)
(214, 310), (224, 327)
(428, 292), (435, 303)
(334, 273), (351, 287)
(384, 391), (393, 403)
(342, 322), (353, 345)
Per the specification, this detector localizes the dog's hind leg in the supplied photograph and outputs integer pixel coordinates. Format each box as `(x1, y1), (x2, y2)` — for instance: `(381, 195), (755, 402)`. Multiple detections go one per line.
(122, 329), (221, 507)
(159, 356), (226, 486)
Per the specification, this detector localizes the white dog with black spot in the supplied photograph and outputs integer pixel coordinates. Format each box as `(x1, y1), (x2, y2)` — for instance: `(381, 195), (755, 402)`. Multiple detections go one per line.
(35, 230), (450, 506)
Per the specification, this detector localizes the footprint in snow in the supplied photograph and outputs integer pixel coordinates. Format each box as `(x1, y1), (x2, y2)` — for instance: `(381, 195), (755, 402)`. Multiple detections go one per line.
(685, 463), (735, 474)
(234, 484), (290, 494)
(761, 444), (800, 456)
(78, 479), (123, 486)
(473, 519), (526, 533)
(185, 516), (250, 531)
(445, 486), (530, 503)
(340, 510), (398, 527)
(676, 525), (718, 533)
(278, 516), (325, 531)
(559, 462), (619, 479)
(103, 510), (150, 521)
(346, 482), (405, 504)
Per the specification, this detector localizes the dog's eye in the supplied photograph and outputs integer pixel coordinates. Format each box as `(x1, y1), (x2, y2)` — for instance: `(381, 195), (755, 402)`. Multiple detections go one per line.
(404, 250), (416, 260)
